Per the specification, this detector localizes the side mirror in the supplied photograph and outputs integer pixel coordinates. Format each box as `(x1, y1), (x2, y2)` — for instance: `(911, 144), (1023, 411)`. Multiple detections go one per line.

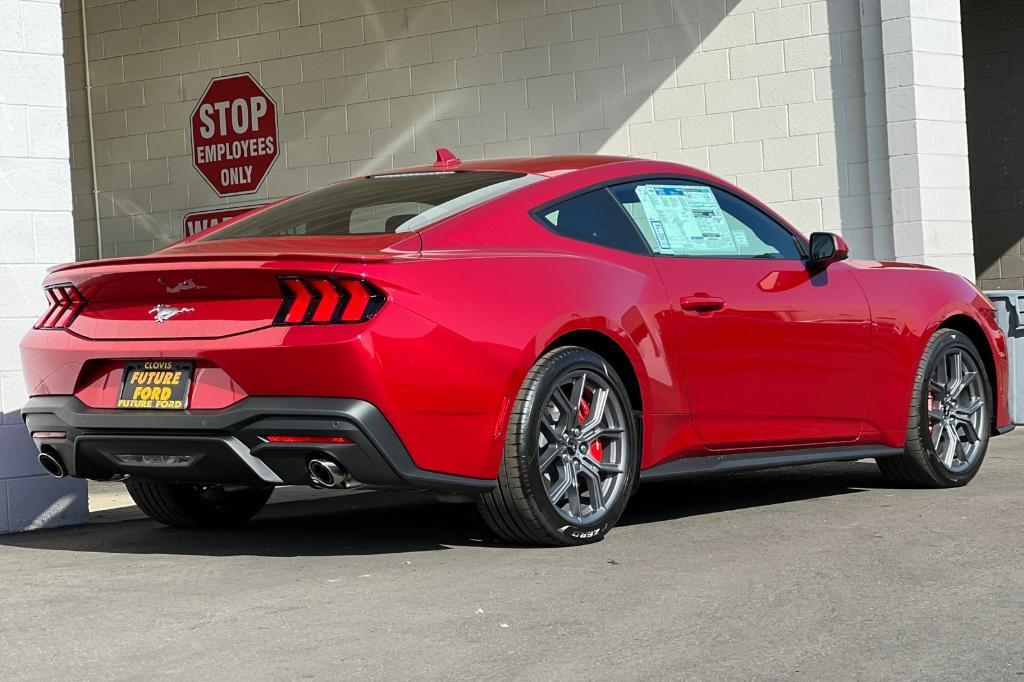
(808, 232), (849, 266)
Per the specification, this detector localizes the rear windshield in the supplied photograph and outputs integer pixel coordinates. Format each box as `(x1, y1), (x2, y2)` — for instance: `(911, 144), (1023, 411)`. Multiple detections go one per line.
(200, 171), (539, 241)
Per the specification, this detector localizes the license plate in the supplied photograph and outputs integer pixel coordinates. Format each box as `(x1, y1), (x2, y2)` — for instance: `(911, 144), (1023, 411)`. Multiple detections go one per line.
(117, 361), (193, 410)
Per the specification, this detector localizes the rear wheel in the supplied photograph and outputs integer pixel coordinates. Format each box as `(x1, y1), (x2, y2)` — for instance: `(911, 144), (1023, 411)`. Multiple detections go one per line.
(476, 347), (638, 546)
(877, 328), (991, 487)
(126, 480), (273, 527)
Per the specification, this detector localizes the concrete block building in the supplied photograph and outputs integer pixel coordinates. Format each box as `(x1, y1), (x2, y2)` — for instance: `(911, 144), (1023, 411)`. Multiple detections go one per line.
(0, 0), (1020, 531)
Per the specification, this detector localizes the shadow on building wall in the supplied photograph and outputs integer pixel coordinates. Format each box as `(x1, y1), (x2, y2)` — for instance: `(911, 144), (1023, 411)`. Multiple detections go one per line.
(962, 0), (1024, 290)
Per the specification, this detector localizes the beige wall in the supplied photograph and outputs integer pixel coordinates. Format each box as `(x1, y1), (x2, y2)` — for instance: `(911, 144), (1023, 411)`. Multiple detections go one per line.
(64, 0), (875, 261)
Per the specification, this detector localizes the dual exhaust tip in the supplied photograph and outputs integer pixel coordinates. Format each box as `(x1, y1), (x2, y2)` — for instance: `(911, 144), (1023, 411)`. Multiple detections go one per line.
(307, 458), (356, 489)
(40, 450), (353, 489)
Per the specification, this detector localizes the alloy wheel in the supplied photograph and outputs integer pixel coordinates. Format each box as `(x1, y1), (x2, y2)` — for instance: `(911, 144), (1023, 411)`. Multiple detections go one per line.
(537, 369), (630, 525)
(927, 347), (987, 473)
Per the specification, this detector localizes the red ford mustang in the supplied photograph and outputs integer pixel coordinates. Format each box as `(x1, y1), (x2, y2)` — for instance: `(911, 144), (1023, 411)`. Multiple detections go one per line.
(20, 151), (1012, 545)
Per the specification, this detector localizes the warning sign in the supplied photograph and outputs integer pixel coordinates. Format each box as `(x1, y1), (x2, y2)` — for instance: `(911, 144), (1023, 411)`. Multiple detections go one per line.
(183, 205), (266, 237)
(190, 74), (278, 197)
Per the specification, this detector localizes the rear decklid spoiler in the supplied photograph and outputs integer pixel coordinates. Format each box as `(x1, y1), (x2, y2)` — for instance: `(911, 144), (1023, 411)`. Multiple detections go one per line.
(48, 232), (422, 275)
(39, 234), (415, 340)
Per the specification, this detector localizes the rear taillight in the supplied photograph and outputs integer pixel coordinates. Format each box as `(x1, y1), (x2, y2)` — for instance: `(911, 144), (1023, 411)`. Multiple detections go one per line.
(35, 284), (86, 330)
(274, 277), (385, 325)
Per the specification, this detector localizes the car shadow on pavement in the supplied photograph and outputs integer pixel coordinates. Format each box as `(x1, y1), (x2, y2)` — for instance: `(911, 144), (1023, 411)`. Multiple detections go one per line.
(0, 461), (890, 557)
(624, 460), (886, 527)
(0, 489), (486, 557)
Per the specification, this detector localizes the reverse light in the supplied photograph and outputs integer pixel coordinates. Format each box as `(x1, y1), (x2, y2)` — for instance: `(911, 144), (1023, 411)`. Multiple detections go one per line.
(31, 431), (67, 441)
(263, 435), (351, 444)
(274, 277), (385, 325)
(35, 284), (86, 330)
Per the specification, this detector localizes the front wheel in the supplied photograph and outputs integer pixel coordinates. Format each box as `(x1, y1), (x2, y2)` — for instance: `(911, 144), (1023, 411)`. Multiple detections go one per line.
(877, 328), (991, 487)
(476, 346), (638, 546)
(126, 480), (273, 527)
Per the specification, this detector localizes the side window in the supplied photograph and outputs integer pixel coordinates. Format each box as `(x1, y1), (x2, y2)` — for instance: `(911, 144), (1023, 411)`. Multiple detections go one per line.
(538, 188), (648, 254)
(609, 181), (804, 259)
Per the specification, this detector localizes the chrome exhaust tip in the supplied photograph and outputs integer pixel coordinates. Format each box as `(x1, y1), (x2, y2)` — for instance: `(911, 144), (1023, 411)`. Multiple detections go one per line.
(38, 452), (67, 478)
(308, 458), (353, 489)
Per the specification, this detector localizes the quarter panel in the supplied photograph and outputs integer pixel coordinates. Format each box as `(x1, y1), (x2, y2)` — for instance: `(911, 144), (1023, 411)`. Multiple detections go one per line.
(405, 210), (695, 471)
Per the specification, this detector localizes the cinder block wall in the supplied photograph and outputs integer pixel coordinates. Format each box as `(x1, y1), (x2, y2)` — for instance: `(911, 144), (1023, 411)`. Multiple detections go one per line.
(62, 0), (875, 260)
(877, 1), (974, 278)
(1, 0), (88, 534)
(963, 0), (1024, 291)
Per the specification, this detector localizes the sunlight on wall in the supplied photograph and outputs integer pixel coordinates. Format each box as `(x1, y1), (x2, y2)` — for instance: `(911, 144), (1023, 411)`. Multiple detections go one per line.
(23, 494), (77, 532)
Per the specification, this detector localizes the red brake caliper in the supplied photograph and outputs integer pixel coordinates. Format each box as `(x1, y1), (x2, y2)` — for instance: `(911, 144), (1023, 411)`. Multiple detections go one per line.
(578, 396), (603, 462)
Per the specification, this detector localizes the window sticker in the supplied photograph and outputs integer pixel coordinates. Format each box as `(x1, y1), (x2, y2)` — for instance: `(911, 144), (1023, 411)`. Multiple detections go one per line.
(635, 185), (738, 255)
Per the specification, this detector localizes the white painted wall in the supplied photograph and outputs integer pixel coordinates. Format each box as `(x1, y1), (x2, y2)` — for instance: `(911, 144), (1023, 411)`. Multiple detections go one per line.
(62, 0), (889, 264)
(1, 0), (88, 534)
(881, 0), (973, 278)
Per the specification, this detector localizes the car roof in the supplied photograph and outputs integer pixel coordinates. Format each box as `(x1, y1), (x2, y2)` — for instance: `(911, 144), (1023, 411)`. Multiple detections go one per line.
(367, 152), (801, 236)
(374, 154), (640, 177)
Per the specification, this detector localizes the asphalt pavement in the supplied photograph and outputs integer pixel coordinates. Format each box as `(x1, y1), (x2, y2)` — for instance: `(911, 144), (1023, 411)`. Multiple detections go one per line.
(1, 431), (1022, 680)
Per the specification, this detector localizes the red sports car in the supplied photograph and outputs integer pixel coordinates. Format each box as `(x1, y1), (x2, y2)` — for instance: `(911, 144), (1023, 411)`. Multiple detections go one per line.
(21, 151), (1012, 545)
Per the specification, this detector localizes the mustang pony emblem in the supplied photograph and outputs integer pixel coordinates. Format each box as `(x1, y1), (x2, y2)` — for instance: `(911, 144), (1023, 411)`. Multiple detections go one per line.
(149, 304), (195, 323)
(158, 278), (206, 294)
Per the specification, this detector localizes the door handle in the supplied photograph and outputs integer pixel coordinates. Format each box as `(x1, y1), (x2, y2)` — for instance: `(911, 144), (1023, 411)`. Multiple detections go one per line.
(680, 295), (726, 313)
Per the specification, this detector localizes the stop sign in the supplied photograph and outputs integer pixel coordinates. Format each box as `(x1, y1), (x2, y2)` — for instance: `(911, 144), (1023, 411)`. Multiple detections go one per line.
(191, 74), (279, 197)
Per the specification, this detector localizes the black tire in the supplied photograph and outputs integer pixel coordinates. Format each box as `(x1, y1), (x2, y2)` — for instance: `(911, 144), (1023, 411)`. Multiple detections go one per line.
(877, 328), (992, 487)
(126, 480), (273, 528)
(476, 346), (639, 546)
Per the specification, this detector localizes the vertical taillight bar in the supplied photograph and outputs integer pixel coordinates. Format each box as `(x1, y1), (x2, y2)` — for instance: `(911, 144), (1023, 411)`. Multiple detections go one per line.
(307, 279), (345, 323)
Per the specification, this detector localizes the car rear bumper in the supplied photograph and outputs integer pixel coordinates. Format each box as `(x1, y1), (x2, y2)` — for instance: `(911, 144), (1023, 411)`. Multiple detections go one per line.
(21, 396), (495, 494)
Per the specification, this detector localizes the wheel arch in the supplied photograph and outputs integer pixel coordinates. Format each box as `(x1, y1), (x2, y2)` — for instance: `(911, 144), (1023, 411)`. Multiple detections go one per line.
(938, 313), (999, 412)
(542, 329), (644, 415)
